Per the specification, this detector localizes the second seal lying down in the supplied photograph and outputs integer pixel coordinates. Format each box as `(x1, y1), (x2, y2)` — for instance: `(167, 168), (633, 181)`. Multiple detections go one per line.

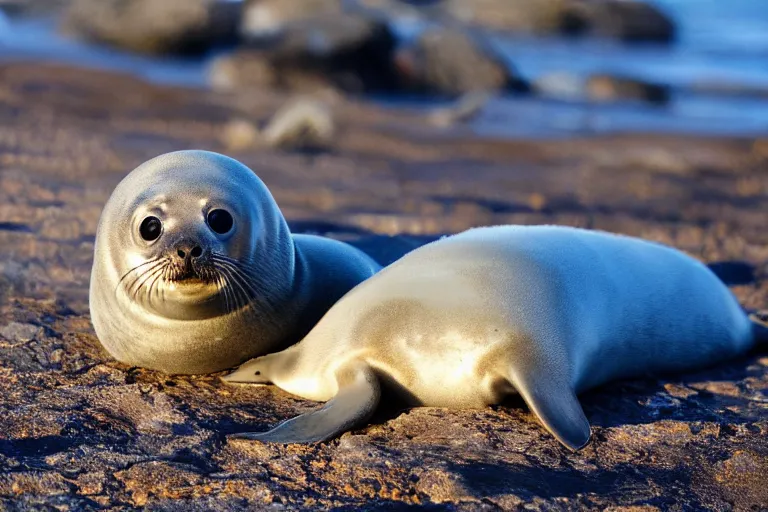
(223, 225), (765, 450)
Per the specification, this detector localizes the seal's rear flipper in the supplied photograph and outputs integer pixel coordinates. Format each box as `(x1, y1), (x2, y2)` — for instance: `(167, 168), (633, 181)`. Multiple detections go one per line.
(508, 364), (591, 451)
(228, 362), (381, 444)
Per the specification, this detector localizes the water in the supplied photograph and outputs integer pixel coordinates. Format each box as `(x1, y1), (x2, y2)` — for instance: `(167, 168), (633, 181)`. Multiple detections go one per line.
(0, 1), (767, 137)
(0, 16), (212, 86)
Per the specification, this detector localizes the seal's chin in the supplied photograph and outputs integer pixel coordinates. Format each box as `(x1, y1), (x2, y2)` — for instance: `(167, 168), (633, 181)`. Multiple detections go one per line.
(148, 278), (226, 321)
(165, 277), (220, 302)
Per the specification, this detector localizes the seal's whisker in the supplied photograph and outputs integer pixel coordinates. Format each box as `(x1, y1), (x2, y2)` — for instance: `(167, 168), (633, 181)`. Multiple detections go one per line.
(213, 257), (259, 297)
(217, 274), (234, 315)
(224, 270), (247, 313)
(215, 259), (259, 304)
(130, 261), (167, 301)
(120, 261), (162, 297)
(212, 254), (262, 279)
(124, 261), (162, 298)
(145, 266), (165, 308)
(215, 274), (227, 313)
(213, 256), (286, 324)
(210, 253), (242, 265)
(132, 267), (161, 302)
(226, 275), (239, 315)
(215, 263), (250, 312)
(116, 257), (162, 293)
(211, 255), (248, 283)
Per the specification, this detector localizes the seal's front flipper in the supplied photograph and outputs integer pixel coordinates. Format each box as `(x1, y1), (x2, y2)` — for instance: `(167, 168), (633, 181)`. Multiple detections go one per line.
(222, 346), (302, 385)
(508, 364), (591, 451)
(220, 354), (277, 384)
(229, 362), (381, 444)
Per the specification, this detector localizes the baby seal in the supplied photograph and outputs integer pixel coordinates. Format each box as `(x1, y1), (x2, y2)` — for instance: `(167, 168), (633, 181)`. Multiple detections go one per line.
(224, 224), (765, 450)
(89, 150), (379, 374)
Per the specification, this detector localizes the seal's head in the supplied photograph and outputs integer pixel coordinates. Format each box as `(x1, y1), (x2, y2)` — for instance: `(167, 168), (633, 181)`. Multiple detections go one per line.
(90, 150), (296, 374)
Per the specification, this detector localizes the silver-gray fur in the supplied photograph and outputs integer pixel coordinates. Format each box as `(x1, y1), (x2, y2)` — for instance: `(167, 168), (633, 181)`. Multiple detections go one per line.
(224, 224), (762, 450)
(89, 150), (379, 374)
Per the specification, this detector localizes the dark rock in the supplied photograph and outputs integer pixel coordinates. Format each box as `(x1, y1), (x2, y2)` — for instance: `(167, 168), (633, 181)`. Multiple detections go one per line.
(443, 0), (676, 43)
(532, 71), (671, 105)
(0, 0), (69, 17)
(210, 13), (399, 94)
(562, 0), (676, 43)
(264, 13), (399, 93)
(443, 0), (565, 33)
(394, 27), (529, 97)
(0, 321), (42, 343)
(586, 74), (671, 105)
(60, 0), (241, 56)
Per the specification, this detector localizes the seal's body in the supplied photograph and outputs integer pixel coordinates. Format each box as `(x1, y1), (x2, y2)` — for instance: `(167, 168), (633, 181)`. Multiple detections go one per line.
(224, 225), (762, 450)
(89, 150), (379, 375)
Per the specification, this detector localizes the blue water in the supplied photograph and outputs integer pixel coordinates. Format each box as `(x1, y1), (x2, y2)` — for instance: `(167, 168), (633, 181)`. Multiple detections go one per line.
(1, 1), (767, 137)
(0, 16), (211, 86)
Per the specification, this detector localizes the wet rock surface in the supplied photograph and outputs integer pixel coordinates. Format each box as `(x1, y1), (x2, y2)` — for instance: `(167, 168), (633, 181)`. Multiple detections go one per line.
(585, 74), (670, 105)
(394, 28), (528, 97)
(439, 0), (675, 42)
(46, 0), (681, 101)
(61, 0), (241, 56)
(532, 72), (670, 106)
(0, 62), (766, 510)
(213, 13), (400, 95)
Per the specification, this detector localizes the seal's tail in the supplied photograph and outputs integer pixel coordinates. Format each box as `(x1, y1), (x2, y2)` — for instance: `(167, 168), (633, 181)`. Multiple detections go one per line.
(748, 311), (768, 346)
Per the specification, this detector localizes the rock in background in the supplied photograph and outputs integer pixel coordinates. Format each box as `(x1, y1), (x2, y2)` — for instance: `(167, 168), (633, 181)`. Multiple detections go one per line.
(60, 0), (241, 55)
(49, 0), (679, 101)
(211, 13), (400, 95)
(394, 27), (529, 97)
(534, 72), (671, 105)
(442, 0), (676, 42)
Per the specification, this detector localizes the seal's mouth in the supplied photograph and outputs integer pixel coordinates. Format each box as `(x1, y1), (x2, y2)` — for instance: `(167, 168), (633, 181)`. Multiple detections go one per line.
(171, 276), (208, 289)
(166, 258), (218, 285)
(117, 252), (262, 318)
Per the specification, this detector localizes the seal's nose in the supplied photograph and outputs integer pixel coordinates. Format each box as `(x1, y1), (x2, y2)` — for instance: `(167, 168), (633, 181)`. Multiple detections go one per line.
(174, 240), (204, 263)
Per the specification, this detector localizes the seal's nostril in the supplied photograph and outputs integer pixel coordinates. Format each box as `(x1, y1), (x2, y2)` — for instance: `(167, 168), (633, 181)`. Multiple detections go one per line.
(191, 246), (203, 258)
(177, 249), (186, 258)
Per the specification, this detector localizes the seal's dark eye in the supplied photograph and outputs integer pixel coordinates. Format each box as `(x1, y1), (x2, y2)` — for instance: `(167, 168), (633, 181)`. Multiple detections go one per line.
(207, 209), (233, 234)
(139, 216), (162, 241)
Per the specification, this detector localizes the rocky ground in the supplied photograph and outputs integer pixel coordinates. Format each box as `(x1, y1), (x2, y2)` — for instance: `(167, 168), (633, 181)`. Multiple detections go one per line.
(0, 61), (766, 510)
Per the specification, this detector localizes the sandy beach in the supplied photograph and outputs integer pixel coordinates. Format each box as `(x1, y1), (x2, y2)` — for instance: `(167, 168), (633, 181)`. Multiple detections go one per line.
(0, 55), (765, 509)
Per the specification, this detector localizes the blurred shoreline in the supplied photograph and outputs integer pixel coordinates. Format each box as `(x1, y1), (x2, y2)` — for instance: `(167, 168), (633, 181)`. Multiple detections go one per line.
(1, 0), (767, 139)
